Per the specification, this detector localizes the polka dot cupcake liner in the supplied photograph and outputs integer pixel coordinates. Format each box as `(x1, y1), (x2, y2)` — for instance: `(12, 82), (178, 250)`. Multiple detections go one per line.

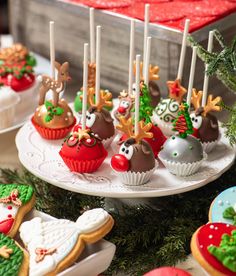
(158, 153), (207, 176)
(31, 116), (76, 140)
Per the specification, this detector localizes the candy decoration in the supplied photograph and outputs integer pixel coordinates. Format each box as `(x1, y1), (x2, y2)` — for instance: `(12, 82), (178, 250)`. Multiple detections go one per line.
(167, 79), (187, 103)
(0, 189), (22, 207)
(0, 245), (13, 259)
(35, 247), (57, 263)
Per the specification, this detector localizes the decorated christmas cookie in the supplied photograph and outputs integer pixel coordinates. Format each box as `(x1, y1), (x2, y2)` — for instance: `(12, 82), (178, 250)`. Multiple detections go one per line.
(19, 208), (114, 276)
(209, 186), (236, 226)
(190, 89), (222, 153)
(0, 184), (35, 237)
(158, 103), (205, 176)
(0, 232), (29, 276)
(32, 61), (76, 140)
(191, 222), (236, 276)
(153, 79), (187, 137)
(59, 127), (107, 173)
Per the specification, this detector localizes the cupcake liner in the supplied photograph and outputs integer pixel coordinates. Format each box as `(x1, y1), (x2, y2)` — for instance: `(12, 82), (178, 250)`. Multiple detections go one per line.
(158, 153), (207, 177)
(31, 117), (76, 140)
(113, 161), (158, 186)
(153, 116), (175, 137)
(59, 151), (107, 173)
(201, 134), (220, 154)
(102, 134), (115, 149)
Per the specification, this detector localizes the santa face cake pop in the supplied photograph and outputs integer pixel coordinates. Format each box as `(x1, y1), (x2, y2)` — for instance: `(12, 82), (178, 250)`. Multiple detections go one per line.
(32, 61), (76, 139)
(158, 103), (205, 176)
(190, 89), (221, 153)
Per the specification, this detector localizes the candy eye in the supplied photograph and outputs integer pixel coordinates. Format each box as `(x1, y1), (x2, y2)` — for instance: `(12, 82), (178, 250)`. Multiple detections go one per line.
(86, 111), (96, 128)
(124, 102), (130, 108)
(190, 113), (202, 129)
(132, 83), (136, 92)
(119, 145), (134, 160)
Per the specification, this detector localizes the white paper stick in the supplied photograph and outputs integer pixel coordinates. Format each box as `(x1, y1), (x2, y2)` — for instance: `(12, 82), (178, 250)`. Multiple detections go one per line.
(143, 4), (149, 77)
(144, 37), (151, 86)
(90, 8), (95, 63)
(177, 19), (190, 81)
(128, 19), (135, 95)
(135, 55), (141, 137)
(95, 25), (101, 105)
(82, 43), (89, 130)
(187, 46), (197, 110)
(202, 30), (214, 107)
(49, 21), (55, 79)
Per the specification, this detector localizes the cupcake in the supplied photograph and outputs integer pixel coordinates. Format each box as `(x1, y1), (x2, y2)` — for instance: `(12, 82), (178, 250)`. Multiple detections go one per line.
(153, 79), (187, 137)
(0, 84), (20, 129)
(31, 61), (76, 140)
(158, 103), (205, 176)
(0, 43), (38, 114)
(111, 118), (157, 185)
(190, 89), (222, 153)
(59, 128), (107, 173)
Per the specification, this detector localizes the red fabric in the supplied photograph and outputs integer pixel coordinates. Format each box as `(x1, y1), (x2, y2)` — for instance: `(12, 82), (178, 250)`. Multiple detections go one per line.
(62, 0), (236, 32)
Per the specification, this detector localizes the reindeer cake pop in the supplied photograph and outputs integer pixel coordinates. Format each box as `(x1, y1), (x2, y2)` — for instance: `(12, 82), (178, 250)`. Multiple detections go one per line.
(190, 89), (221, 153)
(158, 103), (205, 176)
(60, 43), (107, 173)
(153, 19), (190, 137)
(32, 61), (75, 140)
(111, 55), (157, 186)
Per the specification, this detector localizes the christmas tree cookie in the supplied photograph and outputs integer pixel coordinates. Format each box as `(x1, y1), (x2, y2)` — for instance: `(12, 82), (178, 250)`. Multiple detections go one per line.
(158, 103), (205, 176)
(0, 184), (35, 237)
(0, 232), (29, 276)
(19, 208), (114, 276)
(191, 222), (236, 276)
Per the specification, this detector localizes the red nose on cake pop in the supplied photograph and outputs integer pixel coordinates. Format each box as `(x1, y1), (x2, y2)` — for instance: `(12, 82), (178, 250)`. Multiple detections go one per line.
(111, 154), (129, 172)
(192, 128), (199, 138)
(118, 106), (126, 114)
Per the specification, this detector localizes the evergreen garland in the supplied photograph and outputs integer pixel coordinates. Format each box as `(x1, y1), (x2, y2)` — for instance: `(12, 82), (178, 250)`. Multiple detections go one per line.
(1, 166), (236, 275)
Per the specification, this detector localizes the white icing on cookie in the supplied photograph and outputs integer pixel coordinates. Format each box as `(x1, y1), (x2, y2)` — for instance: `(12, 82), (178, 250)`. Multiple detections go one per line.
(0, 204), (18, 222)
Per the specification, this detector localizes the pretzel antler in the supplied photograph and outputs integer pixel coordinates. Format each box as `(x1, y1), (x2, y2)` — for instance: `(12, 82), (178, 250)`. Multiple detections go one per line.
(91, 90), (113, 112)
(191, 89), (203, 111)
(116, 117), (134, 138)
(135, 121), (153, 143)
(148, 64), (160, 81)
(203, 95), (222, 116)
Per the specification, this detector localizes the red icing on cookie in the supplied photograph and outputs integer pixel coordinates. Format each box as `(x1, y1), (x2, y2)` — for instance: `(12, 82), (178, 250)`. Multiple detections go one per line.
(144, 266), (191, 276)
(195, 222), (236, 276)
(0, 73), (35, 92)
(0, 218), (14, 234)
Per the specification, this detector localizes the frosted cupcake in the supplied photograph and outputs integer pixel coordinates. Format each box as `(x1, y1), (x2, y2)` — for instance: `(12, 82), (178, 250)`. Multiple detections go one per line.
(158, 103), (205, 176)
(0, 84), (20, 129)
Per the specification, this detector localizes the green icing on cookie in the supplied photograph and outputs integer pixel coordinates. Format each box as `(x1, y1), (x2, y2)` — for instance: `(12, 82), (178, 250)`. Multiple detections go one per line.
(223, 206), (236, 225)
(208, 230), (236, 272)
(0, 184), (34, 204)
(0, 233), (24, 276)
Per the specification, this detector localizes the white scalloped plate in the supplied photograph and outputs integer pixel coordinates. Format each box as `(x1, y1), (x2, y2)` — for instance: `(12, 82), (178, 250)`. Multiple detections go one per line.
(15, 120), (236, 198)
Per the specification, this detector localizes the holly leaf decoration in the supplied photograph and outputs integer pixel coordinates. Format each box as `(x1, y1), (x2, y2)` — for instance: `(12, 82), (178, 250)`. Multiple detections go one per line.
(45, 101), (53, 110)
(55, 107), (64, 115)
(44, 101), (64, 123)
(45, 114), (53, 123)
(26, 54), (37, 67)
(223, 206), (236, 225)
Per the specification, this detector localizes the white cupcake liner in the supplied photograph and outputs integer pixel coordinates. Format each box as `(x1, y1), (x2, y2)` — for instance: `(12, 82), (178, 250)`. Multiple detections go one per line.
(102, 134), (115, 149)
(152, 115), (175, 137)
(15, 81), (40, 115)
(201, 134), (220, 154)
(158, 153), (207, 177)
(114, 161), (158, 186)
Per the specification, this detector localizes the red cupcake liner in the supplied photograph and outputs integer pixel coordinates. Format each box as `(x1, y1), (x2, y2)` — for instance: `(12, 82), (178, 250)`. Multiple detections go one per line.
(59, 151), (108, 173)
(31, 117), (76, 140)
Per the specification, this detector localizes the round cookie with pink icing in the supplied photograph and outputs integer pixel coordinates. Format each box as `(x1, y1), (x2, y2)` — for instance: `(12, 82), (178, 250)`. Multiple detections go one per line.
(19, 208), (114, 276)
(209, 186), (236, 226)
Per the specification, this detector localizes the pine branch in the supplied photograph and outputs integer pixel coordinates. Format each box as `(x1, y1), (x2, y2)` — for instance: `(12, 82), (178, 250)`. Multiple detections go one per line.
(213, 29), (226, 48)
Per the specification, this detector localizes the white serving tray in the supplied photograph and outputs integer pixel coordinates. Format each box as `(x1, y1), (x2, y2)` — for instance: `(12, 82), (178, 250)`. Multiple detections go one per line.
(15, 120), (235, 198)
(16, 209), (116, 276)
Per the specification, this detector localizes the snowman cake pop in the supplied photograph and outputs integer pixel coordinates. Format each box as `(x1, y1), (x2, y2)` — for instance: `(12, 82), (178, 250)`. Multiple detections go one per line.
(153, 19), (190, 137)
(158, 103), (205, 176)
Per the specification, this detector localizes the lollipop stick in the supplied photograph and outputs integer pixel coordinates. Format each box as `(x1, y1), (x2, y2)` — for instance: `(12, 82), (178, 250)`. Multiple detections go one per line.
(187, 46), (197, 110)
(90, 8), (95, 63)
(135, 55), (141, 137)
(49, 21), (55, 79)
(82, 43), (89, 131)
(144, 37), (151, 86)
(177, 19), (190, 81)
(128, 19), (135, 95)
(143, 4), (150, 77)
(95, 25), (101, 105)
(202, 31), (214, 107)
